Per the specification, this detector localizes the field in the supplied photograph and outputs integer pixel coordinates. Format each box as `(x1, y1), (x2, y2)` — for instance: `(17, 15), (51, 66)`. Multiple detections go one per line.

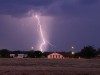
(0, 58), (100, 75)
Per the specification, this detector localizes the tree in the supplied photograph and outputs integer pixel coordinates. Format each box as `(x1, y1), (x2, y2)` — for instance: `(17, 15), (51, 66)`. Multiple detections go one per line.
(27, 50), (42, 58)
(43, 52), (53, 57)
(96, 48), (100, 58)
(80, 46), (97, 58)
(97, 48), (100, 55)
(0, 49), (10, 58)
(74, 52), (81, 58)
(27, 50), (34, 58)
(33, 51), (42, 58)
(12, 50), (22, 54)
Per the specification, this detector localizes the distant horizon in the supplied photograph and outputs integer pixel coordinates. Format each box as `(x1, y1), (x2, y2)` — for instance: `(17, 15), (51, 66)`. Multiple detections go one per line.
(0, 45), (99, 52)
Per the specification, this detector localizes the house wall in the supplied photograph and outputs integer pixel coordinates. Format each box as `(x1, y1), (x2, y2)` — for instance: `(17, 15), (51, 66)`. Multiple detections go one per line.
(48, 53), (64, 59)
(10, 54), (15, 58)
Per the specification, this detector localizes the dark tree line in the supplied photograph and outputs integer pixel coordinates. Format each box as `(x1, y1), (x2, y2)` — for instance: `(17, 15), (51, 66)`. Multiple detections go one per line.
(0, 45), (100, 58)
(74, 46), (98, 58)
(0, 49), (42, 58)
(0, 49), (10, 58)
(80, 46), (97, 58)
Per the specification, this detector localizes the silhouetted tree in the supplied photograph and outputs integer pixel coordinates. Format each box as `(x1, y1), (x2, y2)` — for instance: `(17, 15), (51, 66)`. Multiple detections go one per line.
(97, 48), (100, 55)
(12, 50), (22, 54)
(0, 49), (10, 58)
(27, 50), (34, 58)
(80, 46), (97, 58)
(33, 51), (42, 58)
(74, 52), (81, 58)
(98, 48), (100, 53)
(43, 52), (53, 57)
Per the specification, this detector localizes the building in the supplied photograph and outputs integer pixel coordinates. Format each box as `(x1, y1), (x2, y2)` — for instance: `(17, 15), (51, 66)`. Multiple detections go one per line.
(47, 52), (64, 59)
(17, 54), (28, 58)
(10, 54), (15, 58)
(10, 54), (27, 58)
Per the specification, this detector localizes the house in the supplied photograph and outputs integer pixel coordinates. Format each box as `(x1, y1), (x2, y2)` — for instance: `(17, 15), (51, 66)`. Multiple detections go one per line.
(17, 54), (27, 58)
(47, 52), (64, 59)
(10, 54), (27, 58)
(10, 54), (15, 58)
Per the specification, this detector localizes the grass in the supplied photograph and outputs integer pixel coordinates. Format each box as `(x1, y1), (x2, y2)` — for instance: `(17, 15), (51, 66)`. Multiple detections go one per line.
(0, 58), (100, 75)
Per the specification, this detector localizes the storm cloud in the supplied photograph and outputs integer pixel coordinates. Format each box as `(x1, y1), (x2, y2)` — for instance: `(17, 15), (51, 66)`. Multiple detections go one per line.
(0, 0), (55, 17)
(0, 0), (100, 51)
(0, 0), (99, 17)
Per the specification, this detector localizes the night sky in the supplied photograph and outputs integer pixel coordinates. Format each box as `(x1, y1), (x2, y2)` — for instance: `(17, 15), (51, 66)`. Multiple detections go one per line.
(0, 0), (100, 52)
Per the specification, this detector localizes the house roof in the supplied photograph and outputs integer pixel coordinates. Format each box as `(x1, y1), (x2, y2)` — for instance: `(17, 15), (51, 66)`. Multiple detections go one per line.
(48, 52), (62, 56)
(43, 52), (70, 57)
(48, 52), (68, 57)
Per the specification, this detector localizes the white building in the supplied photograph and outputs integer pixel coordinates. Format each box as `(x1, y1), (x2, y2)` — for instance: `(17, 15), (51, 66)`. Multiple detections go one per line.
(17, 54), (27, 58)
(10, 54), (27, 58)
(10, 54), (15, 58)
(47, 53), (64, 59)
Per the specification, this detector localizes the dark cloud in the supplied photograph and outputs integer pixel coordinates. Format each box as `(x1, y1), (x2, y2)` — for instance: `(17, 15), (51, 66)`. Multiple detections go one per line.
(0, 0), (55, 17)
(40, 0), (100, 17)
(79, 0), (98, 4)
(0, 0), (99, 17)
(0, 0), (100, 51)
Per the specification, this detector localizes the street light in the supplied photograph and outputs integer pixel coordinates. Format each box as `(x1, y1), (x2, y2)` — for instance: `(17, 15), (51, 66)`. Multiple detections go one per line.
(72, 51), (75, 55)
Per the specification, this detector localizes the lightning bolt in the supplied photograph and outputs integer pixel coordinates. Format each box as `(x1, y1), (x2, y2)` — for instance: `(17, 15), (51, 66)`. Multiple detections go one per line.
(35, 15), (46, 52)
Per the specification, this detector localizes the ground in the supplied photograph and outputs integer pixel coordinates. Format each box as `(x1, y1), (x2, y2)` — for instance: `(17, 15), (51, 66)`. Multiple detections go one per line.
(0, 58), (100, 75)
